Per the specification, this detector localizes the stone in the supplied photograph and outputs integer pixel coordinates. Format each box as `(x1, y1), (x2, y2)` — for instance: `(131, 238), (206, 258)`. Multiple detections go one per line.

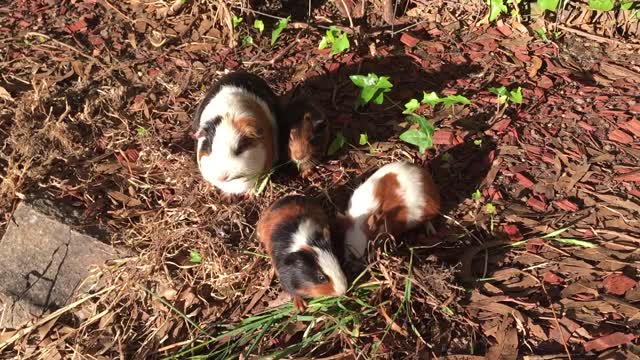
(0, 201), (122, 329)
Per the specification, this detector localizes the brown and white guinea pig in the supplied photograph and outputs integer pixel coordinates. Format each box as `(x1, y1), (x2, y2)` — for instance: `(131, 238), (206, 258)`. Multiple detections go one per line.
(192, 71), (284, 195)
(284, 98), (329, 177)
(342, 161), (441, 259)
(257, 195), (348, 311)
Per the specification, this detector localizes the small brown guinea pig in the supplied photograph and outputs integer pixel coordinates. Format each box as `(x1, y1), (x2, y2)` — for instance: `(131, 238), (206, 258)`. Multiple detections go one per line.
(285, 98), (329, 177)
(257, 195), (348, 311)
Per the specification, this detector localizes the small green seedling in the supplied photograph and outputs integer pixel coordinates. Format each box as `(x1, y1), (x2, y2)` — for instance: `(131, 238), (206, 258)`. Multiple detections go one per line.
(537, 0), (559, 12)
(232, 15), (243, 29)
(349, 73), (393, 107)
(403, 98), (420, 114)
(472, 189), (482, 202)
(399, 115), (434, 154)
(359, 133), (369, 146)
(588, 0), (614, 11)
(535, 27), (550, 42)
(328, 131), (346, 155)
(488, 86), (522, 105)
(474, 139), (483, 146)
(318, 26), (350, 55)
(242, 35), (253, 47)
(254, 19), (264, 33)
(190, 250), (202, 264)
(136, 126), (147, 137)
(485, 203), (497, 233)
(271, 17), (290, 45)
(489, 0), (508, 21)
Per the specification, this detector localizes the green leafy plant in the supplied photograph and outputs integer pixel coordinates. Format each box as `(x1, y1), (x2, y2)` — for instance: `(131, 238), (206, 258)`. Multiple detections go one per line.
(537, 0), (559, 12)
(349, 73), (393, 106)
(399, 115), (434, 153)
(474, 139), (483, 146)
(242, 35), (253, 47)
(190, 250), (202, 264)
(359, 133), (369, 146)
(328, 131), (346, 155)
(489, 0), (508, 21)
(254, 19), (264, 33)
(136, 126), (146, 137)
(271, 17), (290, 45)
(232, 15), (243, 29)
(403, 98), (420, 114)
(472, 189), (482, 202)
(588, 0), (615, 11)
(621, 0), (634, 10)
(318, 26), (350, 55)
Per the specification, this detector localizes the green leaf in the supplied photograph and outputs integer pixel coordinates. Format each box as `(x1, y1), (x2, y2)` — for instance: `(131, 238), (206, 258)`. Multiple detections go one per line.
(254, 19), (264, 33)
(421, 91), (441, 106)
(621, 0), (634, 10)
(349, 74), (368, 87)
(359, 133), (368, 145)
(403, 98), (420, 114)
(535, 27), (550, 42)
(488, 86), (508, 104)
(331, 32), (350, 55)
(190, 250), (202, 264)
(400, 129), (431, 153)
(588, 0), (615, 11)
(540, 227), (570, 239)
(376, 76), (393, 90)
(552, 238), (598, 248)
(232, 15), (243, 29)
(441, 94), (471, 107)
(474, 139), (482, 146)
(318, 36), (329, 49)
(360, 86), (378, 104)
(472, 189), (482, 201)
(489, 0), (508, 21)
(242, 35), (253, 47)
(509, 87), (523, 104)
(256, 173), (271, 195)
(136, 126), (146, 137)
(485, 203), (497, 214)
(271, 17), (290, 45)
(328, 131), (346, 155)
(537, 0), (559, 12)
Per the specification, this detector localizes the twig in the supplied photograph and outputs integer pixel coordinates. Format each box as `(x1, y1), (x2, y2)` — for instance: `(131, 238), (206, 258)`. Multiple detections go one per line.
(339, 0), (355, 28)
(25, 32), (106, 68)
(554, 23), (640, 48)
(99, 0), (134, 24)
(541, 283), (572, 360)
(231, 5), (287, 20)
(580, 228), (640, 243)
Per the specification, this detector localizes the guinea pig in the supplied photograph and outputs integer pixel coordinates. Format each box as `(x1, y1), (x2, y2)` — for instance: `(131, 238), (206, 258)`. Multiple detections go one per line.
(257, 195), (348, 311)
(341, 161), (441, 259)
(284, 98), (329, 177)
(192, 71), (284, 195)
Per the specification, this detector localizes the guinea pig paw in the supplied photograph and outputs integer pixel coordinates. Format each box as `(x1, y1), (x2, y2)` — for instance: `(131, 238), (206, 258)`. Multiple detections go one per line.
(425, 221), (437, 236)
(292, 296), (308, 312)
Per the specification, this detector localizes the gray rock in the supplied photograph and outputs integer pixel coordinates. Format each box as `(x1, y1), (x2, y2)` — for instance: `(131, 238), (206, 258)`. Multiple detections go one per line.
(0, 201), (122, 329)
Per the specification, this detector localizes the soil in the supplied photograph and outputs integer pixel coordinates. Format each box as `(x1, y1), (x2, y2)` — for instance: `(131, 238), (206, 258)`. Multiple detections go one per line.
(1, 0), (639, 359)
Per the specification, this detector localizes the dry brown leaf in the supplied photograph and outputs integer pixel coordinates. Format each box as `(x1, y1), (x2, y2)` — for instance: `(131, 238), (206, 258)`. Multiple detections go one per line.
(485, 317), (518, 360)
(584, 332), (636, 352)
(529, 56), (543, 78)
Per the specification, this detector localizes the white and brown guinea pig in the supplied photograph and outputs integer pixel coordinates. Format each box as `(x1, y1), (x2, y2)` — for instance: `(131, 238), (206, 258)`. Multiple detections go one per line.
(257, 195), (348, 311)
(285, 98), (329, 177)
(342, 161), (441, 259)
(192, 71), (283, 195)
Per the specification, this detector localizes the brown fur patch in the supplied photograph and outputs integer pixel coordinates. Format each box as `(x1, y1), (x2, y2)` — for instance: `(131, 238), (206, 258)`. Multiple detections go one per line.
(420, 167), (441, 221)
(230, 97), (275, 169)
(197, 146), (209, 167)
(374, 173), (409, 236)
(256, 201), (306, 256)
(289, 113), (314, 163)
(299, 281), (337, 297)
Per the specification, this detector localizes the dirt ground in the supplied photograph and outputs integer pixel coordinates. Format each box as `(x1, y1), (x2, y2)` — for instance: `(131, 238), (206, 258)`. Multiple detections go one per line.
(1, 0), (639, 359)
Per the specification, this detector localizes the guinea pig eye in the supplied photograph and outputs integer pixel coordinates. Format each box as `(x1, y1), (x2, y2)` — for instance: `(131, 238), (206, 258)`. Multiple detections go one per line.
(316, 273), (328, 283)
(234, 136), (253, 156)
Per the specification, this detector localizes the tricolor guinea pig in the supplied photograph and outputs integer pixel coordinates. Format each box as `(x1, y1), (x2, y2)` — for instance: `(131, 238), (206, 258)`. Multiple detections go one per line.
(257, 195), (348, 311)
(192, 71), (283, 195)
(285, 98), (329, 177)
(342, 161), (441, 259)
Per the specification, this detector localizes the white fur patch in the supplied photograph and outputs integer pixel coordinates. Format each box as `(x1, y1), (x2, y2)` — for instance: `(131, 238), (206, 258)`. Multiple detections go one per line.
(290, 219), (347, 296)
(195, 85), (277, 194)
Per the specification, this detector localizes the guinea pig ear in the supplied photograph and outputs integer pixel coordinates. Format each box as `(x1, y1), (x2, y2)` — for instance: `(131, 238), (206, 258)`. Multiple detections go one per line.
(235, 117), (263, 139)
(322, 226), (331, 241)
